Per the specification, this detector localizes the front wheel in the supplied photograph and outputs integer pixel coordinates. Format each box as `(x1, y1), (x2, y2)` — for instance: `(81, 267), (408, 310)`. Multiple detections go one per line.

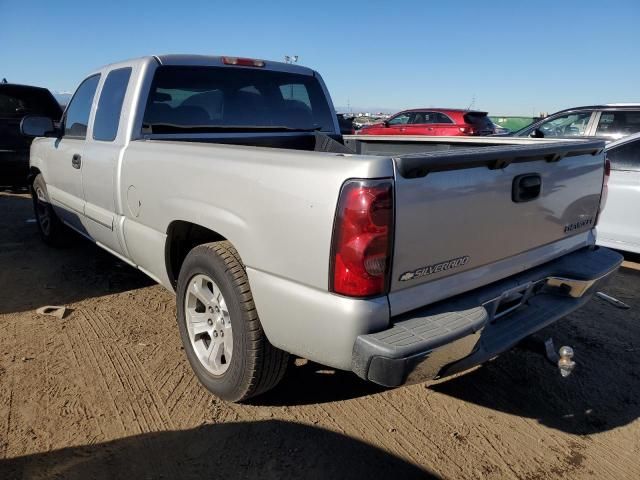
(176, 241), (289, 402)
(31, 174), (69, 247)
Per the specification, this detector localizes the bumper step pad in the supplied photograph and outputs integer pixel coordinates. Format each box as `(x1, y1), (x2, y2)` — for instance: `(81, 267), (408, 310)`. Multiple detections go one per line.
(352, 307), (487, 386)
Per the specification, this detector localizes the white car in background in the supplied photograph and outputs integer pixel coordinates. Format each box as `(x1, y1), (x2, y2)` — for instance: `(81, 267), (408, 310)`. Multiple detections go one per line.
(597, 132), (640, 253)
(514, 104), (640, 140)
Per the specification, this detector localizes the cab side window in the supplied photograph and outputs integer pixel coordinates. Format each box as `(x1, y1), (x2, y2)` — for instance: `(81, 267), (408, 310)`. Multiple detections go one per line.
(64, 75), (100, 139)
(607, 140), (640, 172)
(93, 68), (132, 141)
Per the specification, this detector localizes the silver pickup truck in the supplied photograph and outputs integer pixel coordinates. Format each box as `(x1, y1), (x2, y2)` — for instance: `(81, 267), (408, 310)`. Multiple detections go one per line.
(21, 55), (622, 401)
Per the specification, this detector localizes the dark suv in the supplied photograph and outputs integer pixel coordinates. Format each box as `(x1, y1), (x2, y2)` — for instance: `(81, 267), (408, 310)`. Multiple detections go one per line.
(514, 104), (640, 140)
(1, 83), (62, 185)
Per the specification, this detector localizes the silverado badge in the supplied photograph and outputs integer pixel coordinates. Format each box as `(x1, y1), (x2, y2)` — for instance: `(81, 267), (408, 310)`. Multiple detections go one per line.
(399, 256), (470, 282)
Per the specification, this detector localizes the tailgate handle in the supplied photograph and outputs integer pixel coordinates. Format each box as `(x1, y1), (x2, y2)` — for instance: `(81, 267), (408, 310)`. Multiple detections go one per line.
(512, 173), (541, 202)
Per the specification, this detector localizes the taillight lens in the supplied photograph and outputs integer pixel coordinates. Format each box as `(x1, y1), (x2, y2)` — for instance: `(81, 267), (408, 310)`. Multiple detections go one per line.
(330, 179), (394, 297)
(596, 156), (611, 225)
(459, 126), (476, 135)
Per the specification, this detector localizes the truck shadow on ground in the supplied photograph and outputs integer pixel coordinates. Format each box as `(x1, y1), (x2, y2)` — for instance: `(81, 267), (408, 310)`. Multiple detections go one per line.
(430, 266), (640, 436)
(0, 192), (154, 314)
(256, 359), (387, 406)
(0, 420), (435, 480)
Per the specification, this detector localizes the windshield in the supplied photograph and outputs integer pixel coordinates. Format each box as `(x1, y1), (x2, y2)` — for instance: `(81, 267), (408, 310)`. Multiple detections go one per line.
(142, 66), (335, 134)
(0, 85), (62, 118)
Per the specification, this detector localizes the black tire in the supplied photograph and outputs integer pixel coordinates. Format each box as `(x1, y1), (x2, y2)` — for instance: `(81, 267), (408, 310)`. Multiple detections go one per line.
(31, 174), (69, 247)
(176, 241), (289, 402)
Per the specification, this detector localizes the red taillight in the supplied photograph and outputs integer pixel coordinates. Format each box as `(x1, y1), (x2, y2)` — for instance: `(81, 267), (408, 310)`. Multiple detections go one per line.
(596, 157), (611, 225)
(222, 57), (265, 67)
(459, 126), (476, 135)
(330, 179), (394, 297)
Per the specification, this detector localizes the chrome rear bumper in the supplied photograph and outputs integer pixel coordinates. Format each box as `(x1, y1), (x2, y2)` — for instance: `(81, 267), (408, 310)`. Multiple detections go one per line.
(351, 246), (623, 387)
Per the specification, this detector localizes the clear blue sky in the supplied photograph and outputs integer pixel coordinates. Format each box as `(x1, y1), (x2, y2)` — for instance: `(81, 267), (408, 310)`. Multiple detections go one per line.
(1, 0), (638, 115)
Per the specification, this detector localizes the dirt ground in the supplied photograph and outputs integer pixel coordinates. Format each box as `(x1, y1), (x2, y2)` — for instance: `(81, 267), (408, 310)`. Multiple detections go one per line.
(0, 189), (638, 480)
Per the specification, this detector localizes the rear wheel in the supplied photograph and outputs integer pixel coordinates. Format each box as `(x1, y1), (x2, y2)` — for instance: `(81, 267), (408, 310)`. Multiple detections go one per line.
(176, 241), (289, 402)
(31, 174), (69, 246)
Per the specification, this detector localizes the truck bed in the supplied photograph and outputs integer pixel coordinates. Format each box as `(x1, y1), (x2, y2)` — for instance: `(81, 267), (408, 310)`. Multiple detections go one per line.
(132, 134), (605, 317)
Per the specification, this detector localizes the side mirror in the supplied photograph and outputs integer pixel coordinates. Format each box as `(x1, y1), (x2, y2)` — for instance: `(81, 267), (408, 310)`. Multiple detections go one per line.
(20, 115), (58, 138)
(529, 128), (544, 138)
(383, 120), (390, 127)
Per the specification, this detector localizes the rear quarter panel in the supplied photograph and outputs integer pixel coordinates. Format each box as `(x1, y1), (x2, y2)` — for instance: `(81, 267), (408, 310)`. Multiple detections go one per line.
(119, 140), (394, 291)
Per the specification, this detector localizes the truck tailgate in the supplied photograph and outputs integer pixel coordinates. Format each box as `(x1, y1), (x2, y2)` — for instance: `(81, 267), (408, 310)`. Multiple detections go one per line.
(390, 141), (605, 311)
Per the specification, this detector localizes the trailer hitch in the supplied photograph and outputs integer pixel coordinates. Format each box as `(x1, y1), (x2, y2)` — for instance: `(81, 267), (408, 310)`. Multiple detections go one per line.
(519, 336), (576, 377)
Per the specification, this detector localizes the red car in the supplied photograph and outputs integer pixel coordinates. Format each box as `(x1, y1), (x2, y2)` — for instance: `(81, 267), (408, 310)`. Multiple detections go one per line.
(357, 108), (496, 136)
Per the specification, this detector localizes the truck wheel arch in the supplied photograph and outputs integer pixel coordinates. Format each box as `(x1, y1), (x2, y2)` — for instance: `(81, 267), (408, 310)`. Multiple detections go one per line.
(165, 221), (232, 289)
(28, 167), (42, 185)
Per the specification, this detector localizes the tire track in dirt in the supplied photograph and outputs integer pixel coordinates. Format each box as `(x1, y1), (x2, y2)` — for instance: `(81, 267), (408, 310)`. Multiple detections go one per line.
(72, 310), (179, 479)
(78, 309), (159, 434)
(87, 308), (176, 430)
(1, 386), (13, 460)
(81, 310), (162, 433)
(62, 319), (129, 437)
(0, 321), (15, 460)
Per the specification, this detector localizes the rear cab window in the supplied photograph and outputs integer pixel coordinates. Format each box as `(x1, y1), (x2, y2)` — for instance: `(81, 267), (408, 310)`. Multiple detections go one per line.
(596, 111), (640, 139)
(141, 66), (335, 134)
(64, 75), (100, 139)
(93, 67), (132, 141)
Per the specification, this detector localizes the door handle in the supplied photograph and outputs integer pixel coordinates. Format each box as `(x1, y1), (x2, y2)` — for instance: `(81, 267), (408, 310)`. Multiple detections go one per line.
(512, 173), (541, 202)
(72, 154), (82, 169)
